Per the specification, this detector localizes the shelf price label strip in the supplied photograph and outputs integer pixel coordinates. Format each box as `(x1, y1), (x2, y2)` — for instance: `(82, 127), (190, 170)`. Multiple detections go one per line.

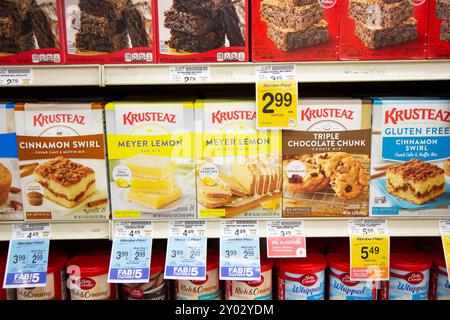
(108, 221), (153, 284)
(169, 66), (211, 83)
(256, 64), (298, 129)
(165, 221), (208, 280)
(3, 223), (51, 289)
(0, 68), (33, 86)
(266, 220), (306, 258)
(349, 219), (389, 282)
(219, 220), (261, 281)
(439, 219), (450, 282)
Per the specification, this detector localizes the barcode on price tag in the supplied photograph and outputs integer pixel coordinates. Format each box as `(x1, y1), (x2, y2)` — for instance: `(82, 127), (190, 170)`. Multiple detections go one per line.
(114, 221), (152, 238)
(256, 65), (296, 82)
(12, 223), (51, 239)
(170, 66), (211, 83)
(169, 221), (207, 237)
(220, 220), (259, 237)
(0, 68), (33, 86)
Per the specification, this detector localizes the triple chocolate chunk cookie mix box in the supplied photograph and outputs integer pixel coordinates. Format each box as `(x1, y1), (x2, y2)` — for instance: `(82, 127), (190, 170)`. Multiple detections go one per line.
(63, 0), (157, 64)
(0, 0), (65, 65)
(195, 99), (281, 219)
(157, 0), (249, 63)
(427, 0), (450, 58)
(282, 99), (371, 217)
(339, 0), (429, 60)
(0, 104), (23, 221)
(14, 103), (109, 221)
(105, 101), (196, 220)
(252, 0), (340, 62)
(370, 98), (450, 217)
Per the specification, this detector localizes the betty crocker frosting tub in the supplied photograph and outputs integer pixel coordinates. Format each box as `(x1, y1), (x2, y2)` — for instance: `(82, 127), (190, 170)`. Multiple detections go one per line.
(327, 252), (377, 300)
(380, 252), (432, 300)
(176, 250), (221, 300)
(17, 251), (68, 300)
(226, 256), (273, 300)
(0, 253), (15, 300)
(430, 256), (450, 300)
(277, 253), (327, 300)
(67, 251), (117, 300)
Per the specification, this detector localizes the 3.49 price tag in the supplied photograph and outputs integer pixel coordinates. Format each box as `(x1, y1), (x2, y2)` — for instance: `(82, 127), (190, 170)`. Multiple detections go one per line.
(439, 220), (450, 281)
(266, 220), (306, 258)
(256, 65), (297, 129)
(108, 221), (153, 284)
(220, 220), (260, 281)
(3, 223), (51, 288)
(349, 219), (389, 281)
(165, 221), (207, 280)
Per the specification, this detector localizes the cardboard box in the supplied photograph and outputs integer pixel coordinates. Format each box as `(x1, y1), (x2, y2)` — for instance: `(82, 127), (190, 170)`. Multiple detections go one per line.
(14, 102), (110, 221)
(252, 0), (340, 62)
(157, 0), (249, 63)
(0, 103), (23, 221)
(105, 101), (197, 220)
(62, 0), (157, 64)
(339, 0), (429, 60)
(0, 0), (65, 65)
(427, 0), (450, 58)
(282, 98), (371, 217)
(370, 98), (450, 217)
(195, 99), (282, 219)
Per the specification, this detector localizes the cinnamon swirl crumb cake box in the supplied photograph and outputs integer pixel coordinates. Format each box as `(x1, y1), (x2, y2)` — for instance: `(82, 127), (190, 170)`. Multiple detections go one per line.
(370, 98), (450, 217)
(14, 102), (110, 221)
(282, 98), (372, 217)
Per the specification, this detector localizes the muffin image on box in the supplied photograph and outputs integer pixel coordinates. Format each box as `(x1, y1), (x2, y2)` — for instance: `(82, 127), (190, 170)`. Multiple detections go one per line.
(0, 163), (12, 206)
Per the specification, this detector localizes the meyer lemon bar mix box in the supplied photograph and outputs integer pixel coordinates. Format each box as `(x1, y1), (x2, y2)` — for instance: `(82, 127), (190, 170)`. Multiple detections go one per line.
(195, 99), (282, 219)
(105, 101), (196, 220)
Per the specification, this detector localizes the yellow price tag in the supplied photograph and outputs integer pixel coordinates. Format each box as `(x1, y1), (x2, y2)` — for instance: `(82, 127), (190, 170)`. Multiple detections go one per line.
(350, 234), (390, 281)
(257, 80), (298, 128)
(442, 233), (450, 278)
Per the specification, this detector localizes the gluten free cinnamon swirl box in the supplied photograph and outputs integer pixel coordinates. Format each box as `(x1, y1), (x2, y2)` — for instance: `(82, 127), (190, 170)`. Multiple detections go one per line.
(370, 98), (450, 217)
(14, 102), (109, 221)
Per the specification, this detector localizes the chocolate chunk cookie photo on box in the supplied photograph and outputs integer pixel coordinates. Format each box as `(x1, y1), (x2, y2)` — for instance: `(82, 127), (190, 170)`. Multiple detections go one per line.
(156, 0), (249, 63)
(339, 0), (429, 60)
(62, 0), (157, 64)
(252, 0), (340, 62)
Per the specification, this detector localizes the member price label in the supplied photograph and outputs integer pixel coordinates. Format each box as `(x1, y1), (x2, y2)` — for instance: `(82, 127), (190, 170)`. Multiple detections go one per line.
(165, 221), (207, 280)
(266, 220), (306, 258)
(349, 219), (389, 281)
(0, 68), (33, 86)
(256, 65), (297, 129)
(170, 66), (211, 83)
(3, 223), (51, 288)
(439, 219), (450, 281)
(108, 221), (153, 283)
(219, 220), (261, 281)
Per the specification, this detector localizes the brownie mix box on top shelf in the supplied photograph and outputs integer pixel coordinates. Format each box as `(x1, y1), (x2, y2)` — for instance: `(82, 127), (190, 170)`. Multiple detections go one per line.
(252, 0), (340, 62)
(339, 0), (429, 60)
(427, 0), (450, 58)
(0, 0), (65, 65)
(62, 0), (157, 64)
(157, 0), (249, 63)
(282, 99), (371, 217)
(370, 98), (450, 217)
(14, 102), (110, 221)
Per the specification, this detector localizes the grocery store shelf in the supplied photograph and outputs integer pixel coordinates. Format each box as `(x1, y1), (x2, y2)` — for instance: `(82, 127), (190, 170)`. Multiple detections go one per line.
(0, 221), (110, 241)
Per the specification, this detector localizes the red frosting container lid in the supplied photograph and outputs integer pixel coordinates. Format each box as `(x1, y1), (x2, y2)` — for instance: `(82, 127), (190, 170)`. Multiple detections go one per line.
(327, 252), (350, 273)
(435, 255), (446, 269)
(0, 252), (6, 274)
(276, 253), (327, 275)
(261, 255), (274, 272)
(150, 250), (165, 274)
(391, 252), (432, 272)
(67, 251), (111, 277)
(47, 251), (67, 274)
(207, 250), (219, 271)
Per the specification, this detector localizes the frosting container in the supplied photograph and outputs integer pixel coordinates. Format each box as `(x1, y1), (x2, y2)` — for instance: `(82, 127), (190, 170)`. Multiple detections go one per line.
(277, 253), (327, 300)
(430, 255), (450, 300)
(225, 256), (273, 300)
(0, 253), (15, 300)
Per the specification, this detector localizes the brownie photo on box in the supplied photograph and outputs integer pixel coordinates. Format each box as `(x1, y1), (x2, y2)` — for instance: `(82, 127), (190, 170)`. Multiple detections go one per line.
(437, 0), (450, 42)
(163, 0), (245, 53)
(348, 0), (418, 49)
(259, 0), (329, 52)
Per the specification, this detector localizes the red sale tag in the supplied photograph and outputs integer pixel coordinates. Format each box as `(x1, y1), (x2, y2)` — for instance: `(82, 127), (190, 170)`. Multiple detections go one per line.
(266, 220), (306, 258)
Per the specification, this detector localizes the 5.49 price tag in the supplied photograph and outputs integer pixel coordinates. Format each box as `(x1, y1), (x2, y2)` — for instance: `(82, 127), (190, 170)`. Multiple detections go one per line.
(256, 65), (297, 129)
(3, 223), (51, 288)
(349, 219), (389, 281)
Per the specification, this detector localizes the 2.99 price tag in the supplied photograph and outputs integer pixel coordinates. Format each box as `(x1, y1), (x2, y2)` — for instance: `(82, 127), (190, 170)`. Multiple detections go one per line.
(256, 65), (297, 129)
(108, 221), (153, 284)
(439, 219), (450, 281)
(349, 219), (389, 281)
(165, 221), (207, 280)
(3, 223), (51, 288)
(219, 220), (260, 281)
(266, 220), (306, 258)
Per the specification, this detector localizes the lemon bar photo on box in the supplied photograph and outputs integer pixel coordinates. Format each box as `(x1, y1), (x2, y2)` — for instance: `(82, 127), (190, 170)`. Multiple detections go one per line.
(125, 154), (181, 209)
